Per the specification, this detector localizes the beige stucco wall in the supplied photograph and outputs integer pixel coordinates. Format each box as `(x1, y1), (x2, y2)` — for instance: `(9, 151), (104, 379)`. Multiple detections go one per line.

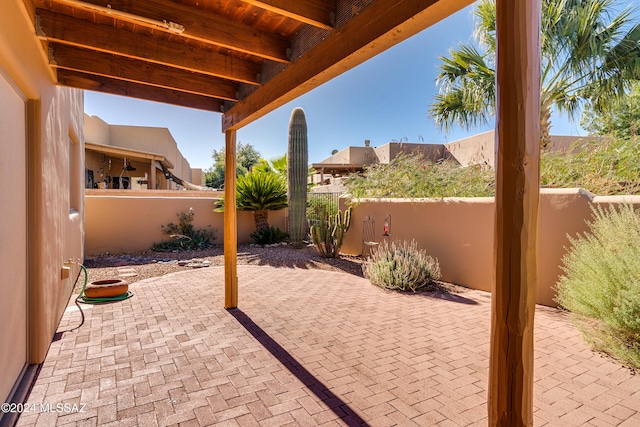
(444, 131), (496, 167)
(0, 68), (29, 407)
(85, 191), (287, 254)
(321, 146), (378, 165)
(192, 168), (205, 186)
(341, 189), (640, 307)
(341, 196), (495, 290)
(84, 114), (111, 145)
(1, 0), (85, 395)
(445, 131), (605, 167)
(375, 142), (445, 164)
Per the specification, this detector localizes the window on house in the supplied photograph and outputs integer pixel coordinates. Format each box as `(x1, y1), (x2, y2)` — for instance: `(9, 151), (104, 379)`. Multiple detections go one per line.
(85, 169), (94, 189)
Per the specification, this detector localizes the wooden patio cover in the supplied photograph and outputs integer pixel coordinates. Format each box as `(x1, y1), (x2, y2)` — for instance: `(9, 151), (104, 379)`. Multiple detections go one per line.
(25, 0), (541, 424)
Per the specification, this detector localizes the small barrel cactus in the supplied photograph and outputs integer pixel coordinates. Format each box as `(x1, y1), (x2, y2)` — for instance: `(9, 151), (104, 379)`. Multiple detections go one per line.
(287, 108), (308, 248)
(310, 207), (352, 257)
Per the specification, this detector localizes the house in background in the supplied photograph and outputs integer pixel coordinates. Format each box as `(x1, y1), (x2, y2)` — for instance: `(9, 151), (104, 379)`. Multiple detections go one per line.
(310, 140), (446, 190)
(84, 115), (206, 190)
(310, 131), (593, 191)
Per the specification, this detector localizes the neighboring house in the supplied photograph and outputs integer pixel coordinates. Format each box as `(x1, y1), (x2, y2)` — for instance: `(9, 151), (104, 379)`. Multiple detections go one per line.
(310, 140), (445, 190)
(0, 1), (85, 413)
(84, 115), (206, 190)
(310, 132), (595, 190)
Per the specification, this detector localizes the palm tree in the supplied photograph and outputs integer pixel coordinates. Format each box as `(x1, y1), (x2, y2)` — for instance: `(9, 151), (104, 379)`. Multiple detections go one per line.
(429, 0), (640, 147)
(252, 154), (287, 175)
(215, 171), (288, 231)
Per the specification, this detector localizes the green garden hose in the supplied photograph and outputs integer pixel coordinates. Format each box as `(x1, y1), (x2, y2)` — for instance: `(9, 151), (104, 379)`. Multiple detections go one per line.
(76, 264), (134, 304)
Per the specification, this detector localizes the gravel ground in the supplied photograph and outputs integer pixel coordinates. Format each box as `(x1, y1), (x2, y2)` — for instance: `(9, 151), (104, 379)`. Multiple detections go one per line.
(79, 243), (467, 295)
(81, 244), (365, 288)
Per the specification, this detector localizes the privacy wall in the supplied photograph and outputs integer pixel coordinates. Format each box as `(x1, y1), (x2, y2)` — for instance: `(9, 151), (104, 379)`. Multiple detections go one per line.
(85, 190), (287, 254)
(341, 189), (640, 307)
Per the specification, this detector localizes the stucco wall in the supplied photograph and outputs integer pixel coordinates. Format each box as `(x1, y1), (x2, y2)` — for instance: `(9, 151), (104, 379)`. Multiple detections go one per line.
(322, 146), (377, 164)
(378, 142), (445, 164)
(84, 114), (111, 145)
(342, 196), (495, 290)
(445, 131), (606, 167)
(341, 189), (640, 307)
(444, 131), (495, 167)
(0, 68), (29, 408)
(192, 168), (205, 186)
(85, 191), (287, 254)
(1, 0), (85, 395)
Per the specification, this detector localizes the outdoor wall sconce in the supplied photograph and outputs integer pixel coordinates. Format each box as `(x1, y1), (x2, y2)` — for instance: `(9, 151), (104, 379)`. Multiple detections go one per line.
(383, 214), (391, 236)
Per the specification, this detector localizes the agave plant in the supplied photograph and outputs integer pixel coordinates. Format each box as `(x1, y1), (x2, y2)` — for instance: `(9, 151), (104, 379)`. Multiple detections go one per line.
(215, 171), (288, 231)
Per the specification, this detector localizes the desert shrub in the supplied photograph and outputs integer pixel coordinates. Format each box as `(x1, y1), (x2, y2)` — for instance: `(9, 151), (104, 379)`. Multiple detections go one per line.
(250, 225), (288, 245)
(151, 208), (216, 251)
(555, 204), (640, 368)
(346, 154), (495, 199)
(363, 240), (441, 292)
(541, 137), (640, 195)
(344, 138), (640, 198)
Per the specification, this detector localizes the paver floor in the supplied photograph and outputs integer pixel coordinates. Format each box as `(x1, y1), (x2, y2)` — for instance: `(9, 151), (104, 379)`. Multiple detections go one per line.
(16, 265), (640, 426)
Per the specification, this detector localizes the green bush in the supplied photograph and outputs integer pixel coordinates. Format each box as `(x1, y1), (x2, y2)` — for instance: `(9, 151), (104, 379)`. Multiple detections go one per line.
(555, 204), (640, 368)
(250, 225), (288, 245)
(346, 154), (495, 199)
(151, 208), (216, 251)
(541, 137), (640, 195)
(345, 138), (640, 198)
(215, 171), (287, 232)
(363, 240), (441, 292)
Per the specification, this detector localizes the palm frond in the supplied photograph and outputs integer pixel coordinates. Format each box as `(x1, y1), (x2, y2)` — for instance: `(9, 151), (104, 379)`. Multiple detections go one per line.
(430, 0), (640, 141)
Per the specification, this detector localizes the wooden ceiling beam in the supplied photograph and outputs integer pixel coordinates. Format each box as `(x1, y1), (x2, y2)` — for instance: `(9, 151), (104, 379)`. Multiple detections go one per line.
(57, 69), (225, 111)
(241, 0), (334, 30)
(222, 0), (474, 131)
(42, 0), (291, 62)
(36, 9), (261, 85)
(49, 44), (239, 101)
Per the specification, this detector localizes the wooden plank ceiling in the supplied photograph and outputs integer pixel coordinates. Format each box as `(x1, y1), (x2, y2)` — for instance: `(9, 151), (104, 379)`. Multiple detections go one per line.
(26, 0), (472, 131)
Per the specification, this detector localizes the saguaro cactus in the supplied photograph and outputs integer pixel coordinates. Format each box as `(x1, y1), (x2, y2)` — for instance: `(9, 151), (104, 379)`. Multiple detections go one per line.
(287, 108), (308, 248)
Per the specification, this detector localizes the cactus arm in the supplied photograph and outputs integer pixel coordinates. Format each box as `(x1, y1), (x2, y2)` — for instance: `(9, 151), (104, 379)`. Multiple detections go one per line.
(310, 207), (351, 258)
(344, 207), (352, 231)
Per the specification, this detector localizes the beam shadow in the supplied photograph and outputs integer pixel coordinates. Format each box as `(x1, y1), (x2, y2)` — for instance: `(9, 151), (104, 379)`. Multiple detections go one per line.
(228, 309), (371, 427)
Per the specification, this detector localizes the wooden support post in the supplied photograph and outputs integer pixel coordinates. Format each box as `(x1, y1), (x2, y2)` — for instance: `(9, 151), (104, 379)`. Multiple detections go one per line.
(150, 159), (156, 189)
(224, 129), (238, 309)
(489, 0), (541, 425)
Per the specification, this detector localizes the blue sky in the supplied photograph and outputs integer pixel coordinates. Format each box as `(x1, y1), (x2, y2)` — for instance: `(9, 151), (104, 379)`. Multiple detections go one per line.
(84, 4), (587, 171)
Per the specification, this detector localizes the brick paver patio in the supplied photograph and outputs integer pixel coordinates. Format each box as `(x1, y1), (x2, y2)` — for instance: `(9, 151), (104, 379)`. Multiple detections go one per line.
(16, 265), (640, 426)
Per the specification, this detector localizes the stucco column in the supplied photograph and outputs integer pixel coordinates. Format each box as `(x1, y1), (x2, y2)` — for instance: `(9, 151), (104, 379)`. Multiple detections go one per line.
(150, 159), (156, 190)
(489, 0), (541, 425)
(224, 130), (238, 308)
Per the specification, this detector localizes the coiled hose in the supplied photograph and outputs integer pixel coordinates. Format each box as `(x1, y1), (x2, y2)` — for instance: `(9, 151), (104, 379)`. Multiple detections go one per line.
(64, 264), (134, 333)
(76, 264), (134, 304)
